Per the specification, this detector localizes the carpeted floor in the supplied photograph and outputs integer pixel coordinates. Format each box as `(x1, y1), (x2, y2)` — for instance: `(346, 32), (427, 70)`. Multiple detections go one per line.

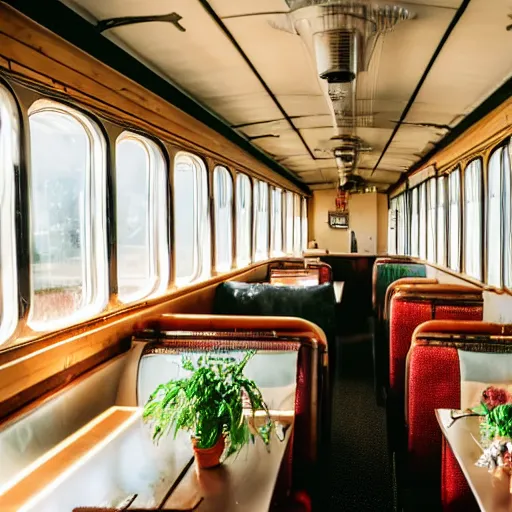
(328, 337), (394, 511)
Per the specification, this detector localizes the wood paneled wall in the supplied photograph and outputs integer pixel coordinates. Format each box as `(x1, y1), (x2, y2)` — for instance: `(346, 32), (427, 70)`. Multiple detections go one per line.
(0, 4), (304, 195)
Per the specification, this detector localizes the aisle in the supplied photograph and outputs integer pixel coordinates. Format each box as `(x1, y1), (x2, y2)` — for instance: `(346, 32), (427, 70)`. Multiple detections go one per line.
(328, 338), (394, 511)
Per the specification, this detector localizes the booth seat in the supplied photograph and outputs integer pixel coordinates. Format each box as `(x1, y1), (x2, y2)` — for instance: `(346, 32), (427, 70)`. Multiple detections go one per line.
(388, 284), (483, 449)
(406, 320), (512, 511)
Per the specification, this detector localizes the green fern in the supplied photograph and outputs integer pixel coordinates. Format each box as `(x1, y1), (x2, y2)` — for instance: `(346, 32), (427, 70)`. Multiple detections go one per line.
(142, 350), (272, 458)
(480, 404), (512, 440)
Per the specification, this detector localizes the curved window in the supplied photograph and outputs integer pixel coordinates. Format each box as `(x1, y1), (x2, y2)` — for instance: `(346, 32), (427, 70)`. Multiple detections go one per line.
(410, 188), (419, 257)
(213, 166), (233, 272)
(116, 133), (169, 302)
(464, 159), (482, 280)
(0, 86), (19, 343)
(293, 194), (302, 256)
(284, 191), (294, 255)
(448, 168), (461, 272)
(254, 180), (269, 262)
(174, 152), (210, 284)
(301, 197), (308, 252)
(396, 194), (406, 255)
(487, 148), (502, 286)
(437, 177), (446, 266)
(388, 198), (397, 255)
(28, 101), (108, 328)
(418, 183), (427, 259)
(270, 187), (283, 256)
(426, 179), (436, 262)
(236, 173), (252, 267)
(503, 145), (512, 288)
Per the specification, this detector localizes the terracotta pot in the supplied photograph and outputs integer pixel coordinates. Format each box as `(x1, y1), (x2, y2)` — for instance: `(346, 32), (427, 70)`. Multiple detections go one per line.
(192, 435), (225, 469)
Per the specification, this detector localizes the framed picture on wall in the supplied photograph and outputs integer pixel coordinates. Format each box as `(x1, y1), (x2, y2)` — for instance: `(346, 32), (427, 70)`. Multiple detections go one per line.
(328, 211), (349, 229)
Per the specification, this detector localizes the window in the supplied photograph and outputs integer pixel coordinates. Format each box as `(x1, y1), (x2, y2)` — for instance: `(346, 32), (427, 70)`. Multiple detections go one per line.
(284, 191), (294, 255)
(236, 173), (252, 267)
(464, 159), (482, 280)
(293, 193), (302, 255)
(213, 166), (233, 273)
(28, 101), (108, 328)
(426, 179), (436, 262)
(418, 183), (427, 259)
(448, 168), (461, 272)
(396, 194), (406, 255)
(254, 180), (269, 262)
(301, 197), (308, 252)
(388, 198), (397, 255)
(116, 134), (168, 302)
(270, 187), (283, 256)
(437, 177), (446, 266)
(0, 85), (19, 343)
(503, 144), (512, 288)
(487, 148), (502, 286)
(174, 152), (210, 284)
(410, 188), (419, 257)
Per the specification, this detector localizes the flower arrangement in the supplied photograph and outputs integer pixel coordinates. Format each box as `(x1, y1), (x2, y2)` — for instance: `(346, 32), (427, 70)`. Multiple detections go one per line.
(470, 386), (512, 470)
(142, 350), (273, 469)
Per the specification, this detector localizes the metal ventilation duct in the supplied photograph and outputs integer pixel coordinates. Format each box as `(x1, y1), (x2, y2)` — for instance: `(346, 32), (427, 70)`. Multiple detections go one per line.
(285, 0), (414, 83)
(282, 1), (414, 186)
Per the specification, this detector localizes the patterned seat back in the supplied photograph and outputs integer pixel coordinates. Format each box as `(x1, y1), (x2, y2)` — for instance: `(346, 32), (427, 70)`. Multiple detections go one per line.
(372, 257), (425, 322)
(406, 320), (512, 506)
(132, 314), (327, 506)
(372, 277), (437, 393)
(389, 284), (483, 404)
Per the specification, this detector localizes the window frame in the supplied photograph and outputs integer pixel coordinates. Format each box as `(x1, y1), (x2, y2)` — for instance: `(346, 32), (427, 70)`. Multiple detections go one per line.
(0, 84), (20, 344)
(213, 165), (233, 273)
(301, 196), (308, 253)
(426, 178), (436, 262)
(410, 187), (419, 257)
(27, 99), (109, 331)
(253, 179), (269, 262)
(115, 131), (170, 303)
(292, 193), (302, 256)
(418, 182), (427, 259)
(173, 151), (210, 285)
(436, 176), (447, 267)
(235, 172), (253, 267)
(486, 146), (504, 287)
(447, 167), (462, 273)
(463, 157), (483, 281)
(503, 141), (512, 290)
(270, 187), (283, 257)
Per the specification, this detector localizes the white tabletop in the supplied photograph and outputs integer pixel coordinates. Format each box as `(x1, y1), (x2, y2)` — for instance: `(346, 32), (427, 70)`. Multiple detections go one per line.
(436, 408), (512, 512)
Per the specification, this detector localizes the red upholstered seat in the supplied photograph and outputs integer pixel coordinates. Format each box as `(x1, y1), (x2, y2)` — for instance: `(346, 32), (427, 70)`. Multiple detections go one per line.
(389, 284), (483, 405)
(406, 320), (512, 510)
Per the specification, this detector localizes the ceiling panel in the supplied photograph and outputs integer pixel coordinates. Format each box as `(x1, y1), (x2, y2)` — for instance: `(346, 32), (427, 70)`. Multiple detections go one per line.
(406, 0), (512, 125)
(207, 0), (289, 19)
(224, 15), (323, 97)
(61, 0), (510, 192)
(374, 5), (458, 103)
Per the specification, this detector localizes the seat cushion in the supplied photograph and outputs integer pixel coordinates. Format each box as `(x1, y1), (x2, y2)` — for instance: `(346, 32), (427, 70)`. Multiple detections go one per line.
(213, 282), (336, 342)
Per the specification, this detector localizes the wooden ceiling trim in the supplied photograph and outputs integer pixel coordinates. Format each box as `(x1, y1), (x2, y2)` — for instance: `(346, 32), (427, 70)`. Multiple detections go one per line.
(407, 96), (512, 180)
(0, 3), (308, 195)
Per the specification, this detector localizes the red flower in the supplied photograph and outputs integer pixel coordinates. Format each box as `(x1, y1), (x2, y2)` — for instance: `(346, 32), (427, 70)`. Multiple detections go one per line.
(482, 386), (512, 410)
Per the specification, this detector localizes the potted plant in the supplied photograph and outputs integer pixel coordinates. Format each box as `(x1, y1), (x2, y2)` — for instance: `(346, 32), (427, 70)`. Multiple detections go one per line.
(142, 350), (273, 469)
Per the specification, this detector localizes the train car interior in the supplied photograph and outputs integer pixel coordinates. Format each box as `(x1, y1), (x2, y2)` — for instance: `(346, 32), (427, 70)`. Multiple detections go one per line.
(0, 0), (511, 510)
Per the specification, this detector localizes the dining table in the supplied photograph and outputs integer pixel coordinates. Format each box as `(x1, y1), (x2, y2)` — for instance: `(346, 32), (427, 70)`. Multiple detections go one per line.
(436, 408), (512, 512)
